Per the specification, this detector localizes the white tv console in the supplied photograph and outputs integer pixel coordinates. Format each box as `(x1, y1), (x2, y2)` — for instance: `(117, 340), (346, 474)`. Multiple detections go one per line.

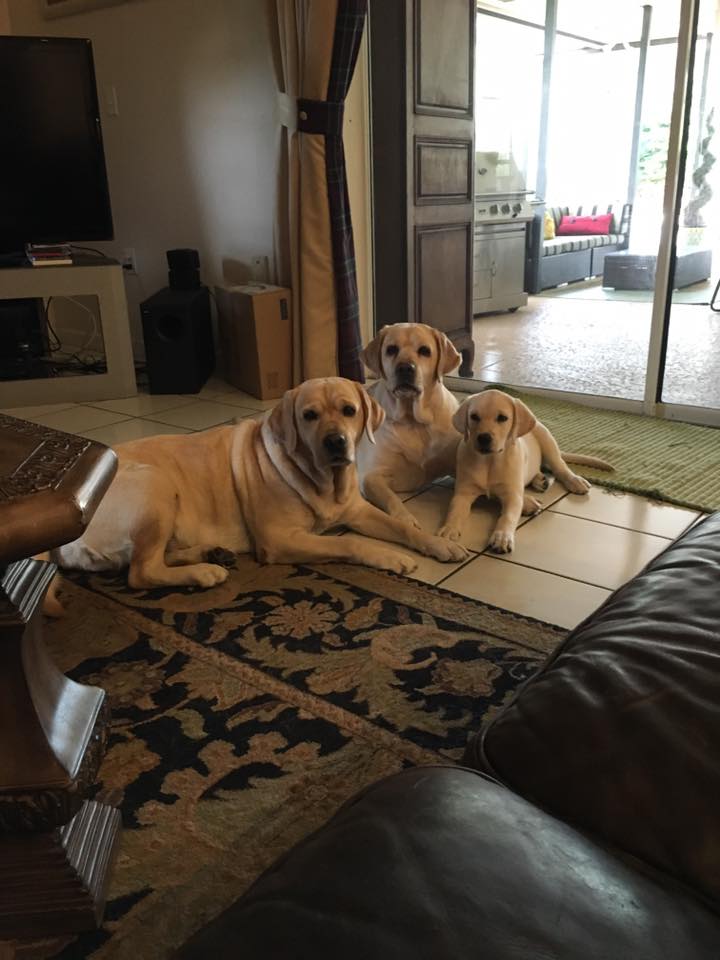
(0, 258), (137, 407)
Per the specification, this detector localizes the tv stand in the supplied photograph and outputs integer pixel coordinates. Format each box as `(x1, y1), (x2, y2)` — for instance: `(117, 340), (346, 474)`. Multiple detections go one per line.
(0, 258), (137, 407)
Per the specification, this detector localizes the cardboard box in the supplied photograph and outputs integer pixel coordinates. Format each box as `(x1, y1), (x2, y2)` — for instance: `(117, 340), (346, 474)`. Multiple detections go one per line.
(215, 283), (292, 400)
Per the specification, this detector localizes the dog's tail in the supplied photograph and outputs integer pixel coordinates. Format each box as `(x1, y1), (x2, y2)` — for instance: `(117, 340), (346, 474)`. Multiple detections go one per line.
(561, 452), (614, 472)
(34, 551), (66, 618)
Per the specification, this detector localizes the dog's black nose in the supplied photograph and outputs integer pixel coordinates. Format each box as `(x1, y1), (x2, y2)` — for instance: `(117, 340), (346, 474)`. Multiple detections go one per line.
(323, 433), (347, 454)
(396, 361), (416, 381)
(477, 433), (492, 450)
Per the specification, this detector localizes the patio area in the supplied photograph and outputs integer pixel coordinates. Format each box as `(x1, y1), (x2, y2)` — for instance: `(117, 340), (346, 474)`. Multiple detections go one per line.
(468, 290), (720, 408)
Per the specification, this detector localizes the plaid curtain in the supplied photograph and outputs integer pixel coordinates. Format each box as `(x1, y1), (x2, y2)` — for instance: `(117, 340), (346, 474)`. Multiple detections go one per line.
(270, 0), (367, 384)
(325, 0), (367, 382)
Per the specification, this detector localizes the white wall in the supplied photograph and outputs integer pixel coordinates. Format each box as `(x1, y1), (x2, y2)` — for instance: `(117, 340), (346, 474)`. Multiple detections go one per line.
(8, 0), (277, 360)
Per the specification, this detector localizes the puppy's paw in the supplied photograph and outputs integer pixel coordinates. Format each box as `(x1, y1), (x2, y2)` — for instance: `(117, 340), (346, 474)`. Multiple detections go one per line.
(205, 546), (236, 567)
(522, 495), (542, 516)
(488, 529), (515, 554)
(192, 563), (230, 587)
(426, 536), (470, 563)
(438, 523), (462, 542)
(375, 550), (418, 575)
(563, 472), (592, 495)
(392, 509), (421, 530)
(530, 472), (550, 492)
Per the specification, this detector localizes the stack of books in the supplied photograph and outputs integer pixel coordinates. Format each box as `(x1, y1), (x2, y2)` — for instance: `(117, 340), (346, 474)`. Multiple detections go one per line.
(25, 243), (73, 267)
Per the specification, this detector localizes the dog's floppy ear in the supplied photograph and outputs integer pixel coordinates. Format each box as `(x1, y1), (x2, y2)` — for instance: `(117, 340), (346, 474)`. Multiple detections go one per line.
(268, 387), (298, 453)
(452, 398), (472, 441)
(362, 327), (387, 378)
(356, 383), (385, 444)
(433, 329), (462, 378)
(511, 397), (537, 441)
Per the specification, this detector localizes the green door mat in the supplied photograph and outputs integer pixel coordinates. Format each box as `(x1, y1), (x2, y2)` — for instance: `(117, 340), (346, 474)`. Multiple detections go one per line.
(500, 389), (720, 513)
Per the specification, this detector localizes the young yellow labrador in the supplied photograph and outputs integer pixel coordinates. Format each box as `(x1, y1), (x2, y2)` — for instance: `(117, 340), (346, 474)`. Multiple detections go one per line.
(358, 322), (461, 528)
(53, 378), (469, 594)
(440, 390), (613, 553)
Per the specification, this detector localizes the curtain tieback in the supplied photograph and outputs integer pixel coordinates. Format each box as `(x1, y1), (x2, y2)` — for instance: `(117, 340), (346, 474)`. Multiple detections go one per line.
(277, 93), (345, 136)
(276, 92), (297, 131)
(297, 98), (345, 136)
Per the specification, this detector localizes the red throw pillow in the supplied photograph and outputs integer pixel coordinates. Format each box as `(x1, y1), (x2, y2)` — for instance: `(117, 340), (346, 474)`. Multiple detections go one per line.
(556, 213), (613, 236)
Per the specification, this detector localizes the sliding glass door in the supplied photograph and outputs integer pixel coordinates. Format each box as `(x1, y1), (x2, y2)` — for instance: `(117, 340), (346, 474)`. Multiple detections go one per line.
(449, 0), (719, 426)
(658, 0), (720, 418)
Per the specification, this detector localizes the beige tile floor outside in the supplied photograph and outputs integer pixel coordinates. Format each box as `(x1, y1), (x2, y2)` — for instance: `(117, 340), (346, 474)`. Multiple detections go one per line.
(2, 376), (701, 631)
(468, 294), (720, 408)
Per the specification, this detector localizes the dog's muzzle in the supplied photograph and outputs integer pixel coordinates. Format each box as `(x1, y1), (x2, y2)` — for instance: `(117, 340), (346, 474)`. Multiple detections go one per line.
(323, 432), (350, 464)
(393, 361), (419, 397)
(476, 433), (493, 454)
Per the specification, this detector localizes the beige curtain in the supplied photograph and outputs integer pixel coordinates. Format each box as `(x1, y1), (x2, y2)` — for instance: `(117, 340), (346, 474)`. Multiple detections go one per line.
(271, 0), (340, 384)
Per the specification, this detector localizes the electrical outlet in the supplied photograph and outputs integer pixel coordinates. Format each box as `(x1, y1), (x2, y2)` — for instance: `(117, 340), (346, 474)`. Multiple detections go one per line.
(250, 254), (269, 281)
(120, 247), (137, 274)
(103, 83), (119, 117)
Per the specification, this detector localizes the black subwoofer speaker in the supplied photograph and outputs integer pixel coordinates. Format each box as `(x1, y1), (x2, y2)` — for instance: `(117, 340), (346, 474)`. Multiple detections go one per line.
(140, 286), (214, 394)
(167, 248), (201, 290)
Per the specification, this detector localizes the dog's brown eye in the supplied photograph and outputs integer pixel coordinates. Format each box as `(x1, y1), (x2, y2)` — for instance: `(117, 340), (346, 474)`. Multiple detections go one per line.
(386, 344), (399, 356)
(497, 414), (508, 423)
(470, 413), (480, 422)
(418, 345), (431, 357)
(303, 409), (319, 421)
(342, 405), (356, 417)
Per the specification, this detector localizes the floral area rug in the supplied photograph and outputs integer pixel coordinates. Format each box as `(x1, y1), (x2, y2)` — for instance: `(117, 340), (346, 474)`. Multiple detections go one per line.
(14, 558), (564, 960)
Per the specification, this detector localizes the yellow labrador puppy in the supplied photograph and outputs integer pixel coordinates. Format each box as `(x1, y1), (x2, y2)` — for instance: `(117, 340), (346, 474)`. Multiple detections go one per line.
(440, 390), (613, 554)
(358, 323), (461, 528)
(54, 378), (469, 589)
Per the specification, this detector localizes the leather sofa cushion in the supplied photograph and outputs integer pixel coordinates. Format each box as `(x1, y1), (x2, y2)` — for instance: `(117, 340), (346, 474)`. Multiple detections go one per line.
(469, 513), (720, 909)
(177, 767), (720, 959)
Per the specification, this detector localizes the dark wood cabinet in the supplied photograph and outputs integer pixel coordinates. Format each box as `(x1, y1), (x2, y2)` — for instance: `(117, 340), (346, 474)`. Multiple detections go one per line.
(370, 0), (476, 376)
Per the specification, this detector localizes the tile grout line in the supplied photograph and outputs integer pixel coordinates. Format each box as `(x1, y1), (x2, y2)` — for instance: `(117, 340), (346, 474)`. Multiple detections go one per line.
(483, 551), (617, 592)
(84, 399), (201, 416)
(546, 506), (679, 540)
(431, 549), (483, 587)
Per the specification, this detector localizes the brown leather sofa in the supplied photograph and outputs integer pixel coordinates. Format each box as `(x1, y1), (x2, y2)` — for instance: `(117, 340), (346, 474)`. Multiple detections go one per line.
(178, 513), (720, 959)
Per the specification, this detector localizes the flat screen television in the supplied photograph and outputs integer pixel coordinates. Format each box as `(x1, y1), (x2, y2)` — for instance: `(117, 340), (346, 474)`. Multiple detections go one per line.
(0, 36), (113, 253)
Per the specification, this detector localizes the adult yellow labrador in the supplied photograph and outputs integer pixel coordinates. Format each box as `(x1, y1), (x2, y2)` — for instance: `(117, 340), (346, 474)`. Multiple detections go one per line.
(440, 390), (613, 553)
(54, 378), (469, 590)
(358, 323), (461, 528)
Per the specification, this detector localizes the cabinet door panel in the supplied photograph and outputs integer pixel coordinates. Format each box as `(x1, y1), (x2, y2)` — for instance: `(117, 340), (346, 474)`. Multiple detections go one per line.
(493, 235), (526, 295)
(473, 237), (493, 300)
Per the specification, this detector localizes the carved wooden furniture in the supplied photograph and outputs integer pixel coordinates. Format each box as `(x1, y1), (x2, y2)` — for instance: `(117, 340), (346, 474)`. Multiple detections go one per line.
(0, 414), (120, 938)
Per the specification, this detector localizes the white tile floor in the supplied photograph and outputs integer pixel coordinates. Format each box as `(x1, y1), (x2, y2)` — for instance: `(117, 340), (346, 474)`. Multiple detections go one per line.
(2, 377), (701, 632)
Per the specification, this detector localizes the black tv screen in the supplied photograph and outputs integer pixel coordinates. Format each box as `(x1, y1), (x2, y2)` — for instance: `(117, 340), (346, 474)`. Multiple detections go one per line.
(0, 36), (113, 251)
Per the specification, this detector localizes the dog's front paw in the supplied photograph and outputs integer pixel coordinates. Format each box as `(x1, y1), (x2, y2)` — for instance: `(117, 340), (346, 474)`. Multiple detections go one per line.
(376, 550), (418, 575)
(192, 563), (230, 587)
(530, 472), (550, 492)
(522, 495), (542, 516)
(205, 547), (236, 566)
(393, 509), (421, 530)
(426, 536), (470, 563)
(563, 472), (591, 495)
(488, 529), (514, 554)
(438, 523), (462, 542)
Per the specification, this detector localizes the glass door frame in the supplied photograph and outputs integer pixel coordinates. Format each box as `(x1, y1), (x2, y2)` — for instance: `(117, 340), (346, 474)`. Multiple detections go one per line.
(446, 0), (719, 428)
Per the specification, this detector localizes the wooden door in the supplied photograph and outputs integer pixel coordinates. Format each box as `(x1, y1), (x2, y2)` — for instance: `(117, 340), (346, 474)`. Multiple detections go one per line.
(370, 0), (476, 376)
(407, 0), (476, 375)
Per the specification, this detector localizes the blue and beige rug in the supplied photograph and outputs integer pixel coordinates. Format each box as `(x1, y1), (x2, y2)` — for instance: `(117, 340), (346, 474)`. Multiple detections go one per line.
(16, 559), (564, 959)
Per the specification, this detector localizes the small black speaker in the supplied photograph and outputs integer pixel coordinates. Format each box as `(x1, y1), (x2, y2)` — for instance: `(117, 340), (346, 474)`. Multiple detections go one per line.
(167, 248), (201, 290)
(140, 286), (214, 393)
